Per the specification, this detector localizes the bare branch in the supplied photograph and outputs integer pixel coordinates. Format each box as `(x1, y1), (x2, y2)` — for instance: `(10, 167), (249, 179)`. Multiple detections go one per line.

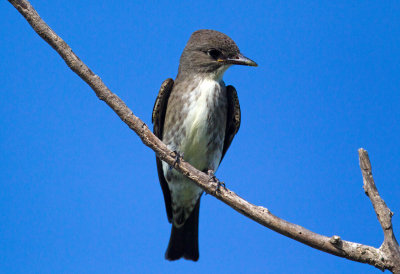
(8, 0), (400, 272)
(359, 149), (400, 273)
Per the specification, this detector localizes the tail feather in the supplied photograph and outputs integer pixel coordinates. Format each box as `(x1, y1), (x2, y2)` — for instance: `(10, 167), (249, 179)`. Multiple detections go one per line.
(165, 199), (200, 261)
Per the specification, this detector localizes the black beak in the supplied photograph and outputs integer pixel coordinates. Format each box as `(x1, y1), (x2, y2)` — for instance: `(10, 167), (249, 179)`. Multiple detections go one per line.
(220, 53), (257, 67)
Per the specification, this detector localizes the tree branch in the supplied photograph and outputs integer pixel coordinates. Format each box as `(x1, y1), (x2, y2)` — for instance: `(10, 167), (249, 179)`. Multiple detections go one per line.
(8, 0), (399, 272)
(359, 149), (400, 273)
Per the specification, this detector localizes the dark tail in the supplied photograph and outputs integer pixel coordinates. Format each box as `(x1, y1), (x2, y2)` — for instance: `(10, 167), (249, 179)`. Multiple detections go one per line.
(165, 199), (200, 261)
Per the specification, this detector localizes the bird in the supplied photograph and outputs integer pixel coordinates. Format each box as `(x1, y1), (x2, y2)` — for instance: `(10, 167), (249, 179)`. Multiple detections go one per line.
(152, 29), (257, 261)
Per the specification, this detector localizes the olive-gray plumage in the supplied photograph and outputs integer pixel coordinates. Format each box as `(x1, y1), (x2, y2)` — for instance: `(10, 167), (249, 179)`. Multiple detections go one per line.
(152, 29), (256, 261)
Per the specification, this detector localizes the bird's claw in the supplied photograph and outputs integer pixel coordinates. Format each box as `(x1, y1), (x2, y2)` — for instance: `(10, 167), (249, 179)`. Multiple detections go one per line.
(169, 151), (184, 170)
(215, 181), (226, 193)
(207, 170), (217, 182)
(207, 170), (226, 194)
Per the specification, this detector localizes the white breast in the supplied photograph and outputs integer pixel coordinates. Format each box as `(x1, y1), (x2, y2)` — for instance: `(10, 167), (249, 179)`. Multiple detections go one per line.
(180, 78), (225, 170)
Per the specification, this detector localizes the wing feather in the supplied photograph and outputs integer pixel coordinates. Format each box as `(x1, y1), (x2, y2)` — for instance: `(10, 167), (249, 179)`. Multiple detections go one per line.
(152, 78), (174, 222)
(220, 85), (241, 163)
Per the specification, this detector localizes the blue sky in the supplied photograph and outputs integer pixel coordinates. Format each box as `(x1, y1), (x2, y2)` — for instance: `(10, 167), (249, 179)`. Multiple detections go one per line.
(1, 1), (399, 273)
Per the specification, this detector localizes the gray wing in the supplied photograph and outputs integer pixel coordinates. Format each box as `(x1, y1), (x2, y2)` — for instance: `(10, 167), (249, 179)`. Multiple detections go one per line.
(220, 85), (241, 163)
(152, 78), (174, 222)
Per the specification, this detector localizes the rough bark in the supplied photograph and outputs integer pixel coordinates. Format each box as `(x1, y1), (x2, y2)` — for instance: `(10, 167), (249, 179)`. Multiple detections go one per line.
(8, 0), (400, 272)
(359, 149), (400, 273)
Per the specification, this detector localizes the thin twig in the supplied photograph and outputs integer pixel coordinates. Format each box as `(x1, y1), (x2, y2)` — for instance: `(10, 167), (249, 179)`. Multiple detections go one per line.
(8, 0), (400, 272)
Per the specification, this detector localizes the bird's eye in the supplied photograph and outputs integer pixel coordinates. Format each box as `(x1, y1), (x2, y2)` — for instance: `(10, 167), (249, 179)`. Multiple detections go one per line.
(207, 49), (222, 59)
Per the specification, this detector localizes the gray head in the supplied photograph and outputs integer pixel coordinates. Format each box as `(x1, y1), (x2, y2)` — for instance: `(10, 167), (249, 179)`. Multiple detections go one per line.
(178, 29), (257, 79)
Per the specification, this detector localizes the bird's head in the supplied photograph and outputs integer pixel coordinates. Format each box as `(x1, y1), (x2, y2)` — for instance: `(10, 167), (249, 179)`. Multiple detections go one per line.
(178, 29), (257, 80)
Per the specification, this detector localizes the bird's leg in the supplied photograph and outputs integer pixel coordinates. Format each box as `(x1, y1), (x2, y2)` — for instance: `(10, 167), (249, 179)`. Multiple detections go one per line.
(207, 169), (226, 193)
(169, 150), (184, 170)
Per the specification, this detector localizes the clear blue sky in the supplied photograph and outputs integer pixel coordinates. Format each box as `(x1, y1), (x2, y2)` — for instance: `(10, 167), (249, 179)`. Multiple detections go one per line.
(1, 1), (399, 273)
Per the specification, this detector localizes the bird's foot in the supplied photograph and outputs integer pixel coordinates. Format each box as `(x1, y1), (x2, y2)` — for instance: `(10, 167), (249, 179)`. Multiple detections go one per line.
(207, 169), (226, 194)
(169, 151), (184, 170)
(215, 181), (226, 193)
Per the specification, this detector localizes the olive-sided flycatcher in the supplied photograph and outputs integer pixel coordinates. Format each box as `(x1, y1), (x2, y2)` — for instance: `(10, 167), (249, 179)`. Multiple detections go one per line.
(152, 29), (257, 261)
